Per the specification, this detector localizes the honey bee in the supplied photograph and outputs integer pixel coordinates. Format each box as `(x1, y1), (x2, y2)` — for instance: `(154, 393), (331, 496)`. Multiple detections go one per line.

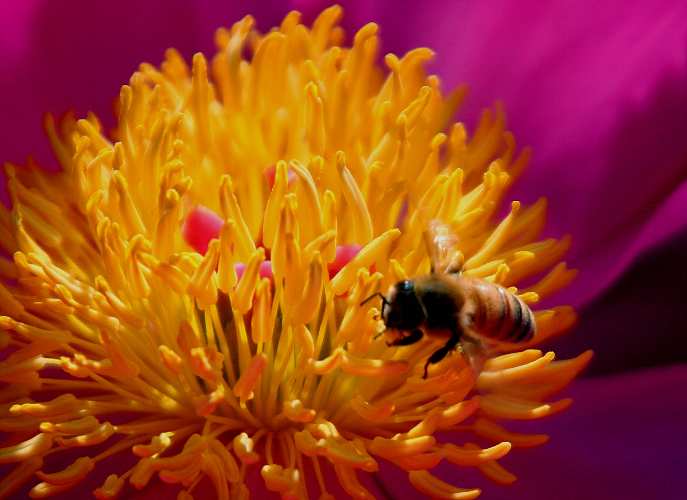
(363, 220), (535, 378)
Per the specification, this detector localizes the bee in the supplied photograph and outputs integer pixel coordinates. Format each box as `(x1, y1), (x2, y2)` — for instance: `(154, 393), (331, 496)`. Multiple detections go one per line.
(362, 220), (535, 378)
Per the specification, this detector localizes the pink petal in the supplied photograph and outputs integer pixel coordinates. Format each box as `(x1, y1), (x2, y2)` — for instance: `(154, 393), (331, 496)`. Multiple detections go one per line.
(0, 1), (40, 64)
(377, 365), (687, 499)
(553, 223), (687, 375)
(0, 0), (212, 168)
(394, 0), (687, 307)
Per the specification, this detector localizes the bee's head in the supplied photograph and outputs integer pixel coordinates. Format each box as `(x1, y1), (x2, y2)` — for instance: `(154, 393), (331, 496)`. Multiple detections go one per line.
(382, 280), (426, 330)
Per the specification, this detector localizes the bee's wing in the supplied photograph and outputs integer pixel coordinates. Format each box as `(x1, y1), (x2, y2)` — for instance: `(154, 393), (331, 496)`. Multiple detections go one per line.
(459, 337), (488, 376)
(424, 220), (464, 275)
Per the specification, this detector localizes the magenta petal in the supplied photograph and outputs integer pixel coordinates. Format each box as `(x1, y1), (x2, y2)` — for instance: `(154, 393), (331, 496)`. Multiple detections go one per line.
(387, 0), (687, 307)
(0, 1), (40, 64)
(554, 228), (687, 375)
(0, 0), (207, 166)
(377, 365), (687, 499)
(0, 1), (295, 169)
(563, 177), (687, 306)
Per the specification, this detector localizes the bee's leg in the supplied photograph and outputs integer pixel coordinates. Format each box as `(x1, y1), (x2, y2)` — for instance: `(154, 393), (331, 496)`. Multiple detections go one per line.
(445, 251), (465, 275)
(386, 329), (423, 347)
(460, 336), (487, 375)
(423, 333), (461, 378)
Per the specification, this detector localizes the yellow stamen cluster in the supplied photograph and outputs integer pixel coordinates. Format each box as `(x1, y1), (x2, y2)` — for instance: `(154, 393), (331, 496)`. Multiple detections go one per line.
(0, 6), (590, 499)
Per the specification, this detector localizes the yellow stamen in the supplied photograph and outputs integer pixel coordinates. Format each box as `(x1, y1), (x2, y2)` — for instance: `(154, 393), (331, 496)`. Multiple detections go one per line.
(36, 456), (95, 485)
(0, 458), (43, 499)
(233, 353), (268, 404)
(93, 474), (125, 499)
(409, 470), (481, 499)
(0, 6), (587, 499)
(233, 433), (260, 465)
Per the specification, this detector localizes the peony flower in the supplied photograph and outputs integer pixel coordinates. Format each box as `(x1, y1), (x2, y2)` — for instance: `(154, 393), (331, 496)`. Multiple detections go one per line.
(0, 6), (591, 499)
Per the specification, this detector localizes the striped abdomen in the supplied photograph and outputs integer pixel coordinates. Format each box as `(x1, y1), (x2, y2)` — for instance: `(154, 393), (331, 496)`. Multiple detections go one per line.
(467, 278), (535, 343)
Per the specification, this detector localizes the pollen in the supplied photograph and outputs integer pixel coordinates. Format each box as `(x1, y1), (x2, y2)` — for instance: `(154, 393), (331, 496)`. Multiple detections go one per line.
(0, 5), (589, 499)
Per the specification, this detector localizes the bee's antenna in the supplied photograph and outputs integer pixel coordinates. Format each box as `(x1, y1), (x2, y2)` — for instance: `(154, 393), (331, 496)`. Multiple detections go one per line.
(360, 292), (388, 307)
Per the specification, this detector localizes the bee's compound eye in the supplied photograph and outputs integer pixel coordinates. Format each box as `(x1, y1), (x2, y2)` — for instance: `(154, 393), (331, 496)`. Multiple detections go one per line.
(385, 279), (424, 330)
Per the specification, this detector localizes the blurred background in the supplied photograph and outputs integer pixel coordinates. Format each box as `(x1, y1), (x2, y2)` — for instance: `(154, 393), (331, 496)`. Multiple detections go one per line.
(1, 1), (686, 498)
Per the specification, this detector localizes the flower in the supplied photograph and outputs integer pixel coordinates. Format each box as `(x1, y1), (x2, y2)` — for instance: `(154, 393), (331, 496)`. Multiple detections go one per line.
(0, 5), (592, 499)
